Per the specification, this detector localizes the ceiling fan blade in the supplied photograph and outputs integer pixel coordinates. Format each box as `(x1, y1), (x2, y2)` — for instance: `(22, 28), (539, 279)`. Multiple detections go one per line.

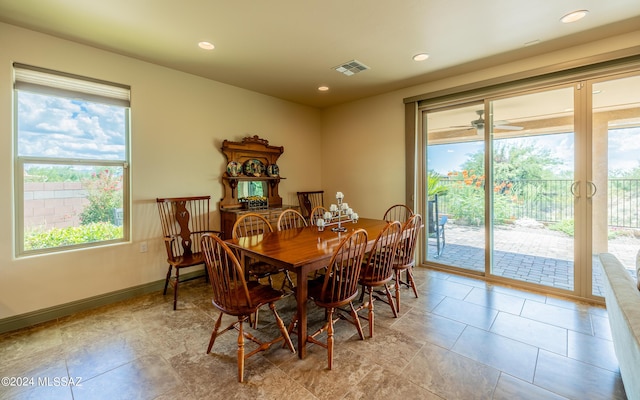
(494, 124), (523, 131)
(493, 119), (523, 131)
(447, 125), (475, 130)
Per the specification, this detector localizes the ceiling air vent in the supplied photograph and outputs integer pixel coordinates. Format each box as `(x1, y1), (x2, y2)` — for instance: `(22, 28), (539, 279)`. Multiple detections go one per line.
(333, 60), (370, 76)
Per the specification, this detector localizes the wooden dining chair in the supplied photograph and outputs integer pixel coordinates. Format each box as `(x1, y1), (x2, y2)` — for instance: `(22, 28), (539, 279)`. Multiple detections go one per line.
(200, 233), (295, 382)
(156, 196), (222, 310)
(232, 213), (294, 292)
(393, 214), (423, 313)
(297, 190), (324, 220)
(289, 229), (368, 369)
(309, 206), (329, 226)
(357, 220), (403, 337)
(383, 204), (414, 224)
(276, 208), (308, 231)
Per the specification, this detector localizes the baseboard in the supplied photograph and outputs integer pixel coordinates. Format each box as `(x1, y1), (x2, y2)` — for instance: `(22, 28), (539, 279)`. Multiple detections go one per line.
(0, 271), (206, 335)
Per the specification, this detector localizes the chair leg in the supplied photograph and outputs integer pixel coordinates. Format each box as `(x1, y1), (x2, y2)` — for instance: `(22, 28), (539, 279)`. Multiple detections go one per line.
(270, 303), (295, 353)
(367, 290), (375, 338)
(173, 268), (180, 310)
(349, 302), (365, 340)
(282, 271), (294, 290)
(163, 265), (172, 295)
(384, 284), (398, 318)
(207, 312), (224, 353)
(394, 269), (402, 312)
(359, 284), (366, 302)
(407, 267), (419, 298)
(327, 308), (335, 370)
(237, 316), (245, 383)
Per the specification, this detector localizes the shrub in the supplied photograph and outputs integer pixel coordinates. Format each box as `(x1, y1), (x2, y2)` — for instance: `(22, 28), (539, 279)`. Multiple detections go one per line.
(80, 169), (123, 225)
(25, 223), (123, 250)
(548, 219), (574, 236)
(445, 170), (515, 225)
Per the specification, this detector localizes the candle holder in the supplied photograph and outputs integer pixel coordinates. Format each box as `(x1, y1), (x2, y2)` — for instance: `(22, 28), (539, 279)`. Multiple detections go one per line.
(318, 192), (358, 232)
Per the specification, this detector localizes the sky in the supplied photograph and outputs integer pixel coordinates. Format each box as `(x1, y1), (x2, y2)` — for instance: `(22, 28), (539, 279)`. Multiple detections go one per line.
(17, 91), (126, 161)
(428, 128), (640, 176)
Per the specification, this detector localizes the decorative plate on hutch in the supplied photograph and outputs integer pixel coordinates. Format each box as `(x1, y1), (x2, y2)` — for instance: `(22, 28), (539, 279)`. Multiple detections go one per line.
(266, 164), (279, 177)
(243, 159), (265, 177)
(226, 161), (241, 177)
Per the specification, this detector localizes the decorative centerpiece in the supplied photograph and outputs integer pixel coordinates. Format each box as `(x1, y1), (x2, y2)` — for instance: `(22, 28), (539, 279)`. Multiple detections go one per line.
(315, 191), (359, 232)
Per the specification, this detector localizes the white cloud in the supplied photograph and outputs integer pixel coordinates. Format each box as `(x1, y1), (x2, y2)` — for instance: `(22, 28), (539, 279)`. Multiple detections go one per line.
(17, 92), (126, 160)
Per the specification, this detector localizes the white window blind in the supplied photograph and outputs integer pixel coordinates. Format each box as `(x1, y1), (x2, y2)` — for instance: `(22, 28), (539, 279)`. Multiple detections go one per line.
(13, 63), (130, 107)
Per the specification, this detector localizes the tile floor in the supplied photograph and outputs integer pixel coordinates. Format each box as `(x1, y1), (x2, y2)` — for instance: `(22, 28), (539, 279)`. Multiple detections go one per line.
(0, 268), (628, 400)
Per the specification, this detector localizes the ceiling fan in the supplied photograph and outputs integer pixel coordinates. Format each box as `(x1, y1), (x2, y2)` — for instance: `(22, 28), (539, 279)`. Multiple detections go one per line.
(455, 110), (523, 133)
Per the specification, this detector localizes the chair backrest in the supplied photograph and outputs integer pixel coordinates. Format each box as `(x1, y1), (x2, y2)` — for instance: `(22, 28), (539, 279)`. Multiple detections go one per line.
(297, 191), (324, 219)
(157, 196), (210, 258)
(395, 214), (423, 268)
(427, 194), (441, 234)
(361, 221), (403, 284)
(277, 209), (308, 231)
(317, 229), (368, 307)
(201, 233), (253, 314)
(232, 213), (273, 239)
(309, 206), (329, 226)
(383, 204), (414, 224)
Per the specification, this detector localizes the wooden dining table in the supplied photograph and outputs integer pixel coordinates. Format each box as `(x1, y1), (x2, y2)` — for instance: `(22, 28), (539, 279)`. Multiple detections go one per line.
(225, 217), (390, 358)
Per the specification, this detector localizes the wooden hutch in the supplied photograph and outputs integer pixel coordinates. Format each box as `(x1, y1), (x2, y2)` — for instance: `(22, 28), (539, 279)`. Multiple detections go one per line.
(219, 135), (298, 239)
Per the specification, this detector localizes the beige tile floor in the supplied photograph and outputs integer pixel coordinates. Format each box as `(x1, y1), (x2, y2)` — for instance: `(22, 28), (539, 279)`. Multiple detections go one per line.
(0, 268), (628, 400)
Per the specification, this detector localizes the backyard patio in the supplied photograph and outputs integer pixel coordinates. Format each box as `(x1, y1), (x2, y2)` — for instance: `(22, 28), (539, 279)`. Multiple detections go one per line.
(426, 222), (639, 298)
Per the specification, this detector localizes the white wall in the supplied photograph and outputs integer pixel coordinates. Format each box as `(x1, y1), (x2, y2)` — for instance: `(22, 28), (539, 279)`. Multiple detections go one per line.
(0, 23), (322, 319)
(321, 30), (640, 220)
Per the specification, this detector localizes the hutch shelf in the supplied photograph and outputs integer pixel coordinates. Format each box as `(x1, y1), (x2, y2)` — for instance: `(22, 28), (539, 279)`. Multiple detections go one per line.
(219, 135), (298, 239)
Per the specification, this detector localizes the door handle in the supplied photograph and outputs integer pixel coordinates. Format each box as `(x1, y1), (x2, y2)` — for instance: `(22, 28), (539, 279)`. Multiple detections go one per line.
(570, 181), (580, 198)
(587, 181), (597, 199)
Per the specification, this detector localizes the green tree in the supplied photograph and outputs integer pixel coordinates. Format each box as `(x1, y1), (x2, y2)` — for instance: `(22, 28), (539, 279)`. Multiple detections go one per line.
(24, 165), (90, 182)
(461, 142), (562, 183)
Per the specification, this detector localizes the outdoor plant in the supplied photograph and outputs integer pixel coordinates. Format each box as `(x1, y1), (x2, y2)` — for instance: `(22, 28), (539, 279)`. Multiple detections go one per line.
(24, 222), (123, 250)
(428, 171), (448, 199)
(445, 170), (515, 225)
(548, 219), (574, 236)
(80, 168), (123, 225)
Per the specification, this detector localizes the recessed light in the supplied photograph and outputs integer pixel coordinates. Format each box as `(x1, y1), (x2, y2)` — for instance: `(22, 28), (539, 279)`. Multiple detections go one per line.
(318, 86), (329, 92)
(524, 39), (540, 47)
(560, 10), (588, 23)
(413, 53), (430, 61)
(198, 41), (215, 50)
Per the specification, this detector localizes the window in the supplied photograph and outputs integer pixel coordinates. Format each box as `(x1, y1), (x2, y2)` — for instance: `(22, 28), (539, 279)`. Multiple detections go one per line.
(13, 64), (130, 256)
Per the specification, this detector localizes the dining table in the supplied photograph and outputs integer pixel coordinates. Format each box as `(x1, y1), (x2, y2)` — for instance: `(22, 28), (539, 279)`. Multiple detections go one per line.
(225, 217), (390, 358)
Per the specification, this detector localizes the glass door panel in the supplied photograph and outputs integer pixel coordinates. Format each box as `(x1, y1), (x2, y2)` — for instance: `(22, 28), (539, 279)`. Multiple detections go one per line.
(591, 73), (640, 297)
(425, 103), (485, 272)
(490, 87), (576, 291)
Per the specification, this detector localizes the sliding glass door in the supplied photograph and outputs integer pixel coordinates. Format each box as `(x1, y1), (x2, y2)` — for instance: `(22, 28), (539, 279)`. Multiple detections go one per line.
(423, 69), (640, 299)
(425, 103), (485, 273)
(489, 87), (576, 291)
(589, 73), (640, 297)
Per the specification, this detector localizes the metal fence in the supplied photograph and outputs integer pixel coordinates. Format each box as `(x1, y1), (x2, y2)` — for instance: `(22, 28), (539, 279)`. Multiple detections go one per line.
(609, 179), (640, 228)
(438, 178), (640, 228)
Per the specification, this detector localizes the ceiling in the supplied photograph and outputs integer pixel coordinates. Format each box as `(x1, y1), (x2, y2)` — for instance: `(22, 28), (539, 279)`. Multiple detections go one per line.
(1, 1), (640, 109)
